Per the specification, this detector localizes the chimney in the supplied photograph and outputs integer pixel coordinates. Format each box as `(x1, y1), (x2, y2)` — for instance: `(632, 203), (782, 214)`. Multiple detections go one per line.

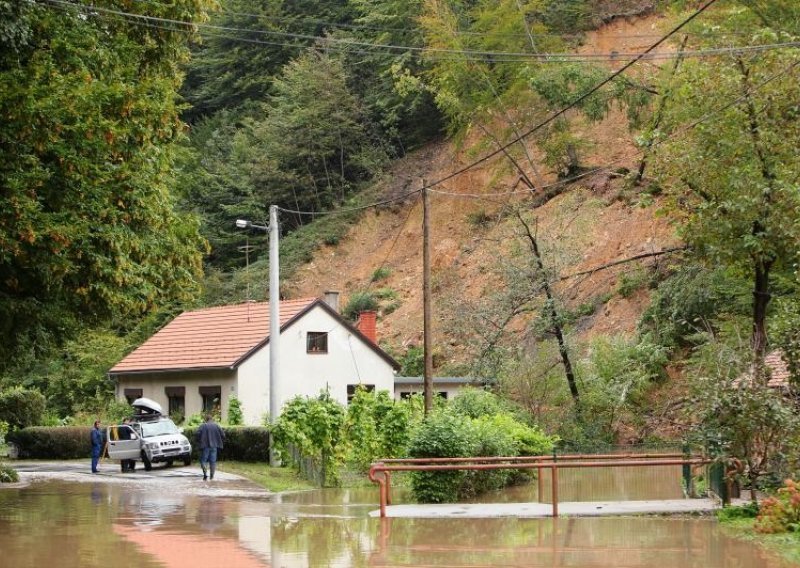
(323, 290), (340, 313)
(356, 311), (377, 344)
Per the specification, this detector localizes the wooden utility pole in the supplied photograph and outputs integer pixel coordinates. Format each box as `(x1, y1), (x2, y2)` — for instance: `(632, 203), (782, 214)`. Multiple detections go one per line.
(422, 180), (433, 415)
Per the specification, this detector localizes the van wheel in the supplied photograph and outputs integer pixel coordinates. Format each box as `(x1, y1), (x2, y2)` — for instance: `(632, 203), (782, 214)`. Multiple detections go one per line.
(141, 452), (152, 472)
(183, 456), (191, 467)
(166, 459), (173, 468)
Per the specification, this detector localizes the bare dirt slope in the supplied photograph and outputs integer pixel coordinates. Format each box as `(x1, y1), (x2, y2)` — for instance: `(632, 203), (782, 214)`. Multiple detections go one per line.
(288, 13), (683, 363)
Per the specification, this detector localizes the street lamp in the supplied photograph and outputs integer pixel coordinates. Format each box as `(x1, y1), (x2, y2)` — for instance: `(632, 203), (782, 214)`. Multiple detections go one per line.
(236, 205), (280, 466)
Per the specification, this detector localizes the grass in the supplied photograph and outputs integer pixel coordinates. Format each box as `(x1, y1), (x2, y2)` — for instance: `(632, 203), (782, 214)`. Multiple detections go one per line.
(717, 506), (800, 564)
(216, 461), (317, 492)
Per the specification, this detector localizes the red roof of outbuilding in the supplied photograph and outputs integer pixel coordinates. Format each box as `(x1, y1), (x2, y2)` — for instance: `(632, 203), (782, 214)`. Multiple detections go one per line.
(109, 299), (316, 374)
(765, 350), (791, 388)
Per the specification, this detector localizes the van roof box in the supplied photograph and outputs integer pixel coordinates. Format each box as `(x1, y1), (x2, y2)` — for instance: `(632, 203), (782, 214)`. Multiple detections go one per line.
(131, 397), (164, 416)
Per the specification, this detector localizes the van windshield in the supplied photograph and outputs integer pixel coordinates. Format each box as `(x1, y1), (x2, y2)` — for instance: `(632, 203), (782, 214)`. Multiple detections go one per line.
(141, 419), (180, 438)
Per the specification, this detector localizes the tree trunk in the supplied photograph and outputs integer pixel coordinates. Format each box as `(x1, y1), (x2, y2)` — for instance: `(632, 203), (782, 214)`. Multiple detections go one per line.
(752, 257), (772, 364)
(517, 212), (580, 404)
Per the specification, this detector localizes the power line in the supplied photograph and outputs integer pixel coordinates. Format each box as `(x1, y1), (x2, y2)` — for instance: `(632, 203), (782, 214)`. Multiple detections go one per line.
(277, 189), (422, 217)
(127, 0), (770, 40)
(429, 56), (800, 204)
(39, 0), (799, 63)
(275, 19), (798, 220)
(419, 0), (722, 191)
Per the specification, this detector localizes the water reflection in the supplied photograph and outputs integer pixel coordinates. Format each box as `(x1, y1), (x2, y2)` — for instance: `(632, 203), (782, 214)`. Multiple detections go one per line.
(0, 481), (793, 568)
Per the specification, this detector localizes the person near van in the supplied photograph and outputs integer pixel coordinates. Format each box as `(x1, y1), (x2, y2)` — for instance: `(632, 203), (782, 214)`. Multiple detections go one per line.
(196, 414), (225, 480)
(91, 420), (103, 473)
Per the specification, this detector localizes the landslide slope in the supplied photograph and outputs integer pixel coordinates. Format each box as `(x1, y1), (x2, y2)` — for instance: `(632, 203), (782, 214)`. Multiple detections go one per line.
(287, 12), (683, 368)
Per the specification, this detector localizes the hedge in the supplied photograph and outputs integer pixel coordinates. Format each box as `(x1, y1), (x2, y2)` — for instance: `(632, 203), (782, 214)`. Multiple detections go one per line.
(8, 425), (271, 462)
(8, 427), (93, 459)
(183, 426), (270, 462)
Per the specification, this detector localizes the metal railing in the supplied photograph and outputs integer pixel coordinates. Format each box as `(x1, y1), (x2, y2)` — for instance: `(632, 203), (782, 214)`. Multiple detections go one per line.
(368, 452), (714, 518)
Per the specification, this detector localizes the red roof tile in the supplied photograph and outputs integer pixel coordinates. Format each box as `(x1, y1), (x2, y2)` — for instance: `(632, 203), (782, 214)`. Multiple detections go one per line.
(765, 350), (791, 388)
(110, 299), (316, 374)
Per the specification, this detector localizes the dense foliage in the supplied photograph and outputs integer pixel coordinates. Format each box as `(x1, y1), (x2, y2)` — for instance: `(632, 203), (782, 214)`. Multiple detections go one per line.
(8, 426), (94, 459)
(0, 387), (46, 431)
(184, 426), (270, 462)
(756, 480), (800, 534)
(0, 1), (209, 368)
(408, 390), (555, 503)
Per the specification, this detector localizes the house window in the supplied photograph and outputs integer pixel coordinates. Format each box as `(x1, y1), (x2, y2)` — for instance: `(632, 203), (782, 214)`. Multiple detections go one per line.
(347, 384), (375, 403)
(123, 388), (143, 405)
(165, 386), (185, 422)
(307, 332), (328, 353)
(199, 386), (221, 414)
(398, 390), (447, 400)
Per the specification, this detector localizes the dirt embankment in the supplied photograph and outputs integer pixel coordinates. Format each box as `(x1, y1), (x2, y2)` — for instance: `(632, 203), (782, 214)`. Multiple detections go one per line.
(288, 12), (683, 364)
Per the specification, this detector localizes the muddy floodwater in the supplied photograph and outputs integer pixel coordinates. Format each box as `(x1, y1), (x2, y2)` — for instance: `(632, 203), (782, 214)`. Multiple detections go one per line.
(0, 476), (794, 568)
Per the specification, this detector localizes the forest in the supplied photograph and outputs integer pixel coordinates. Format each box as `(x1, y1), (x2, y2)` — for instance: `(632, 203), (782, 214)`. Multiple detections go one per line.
(1, 0), (800, 490)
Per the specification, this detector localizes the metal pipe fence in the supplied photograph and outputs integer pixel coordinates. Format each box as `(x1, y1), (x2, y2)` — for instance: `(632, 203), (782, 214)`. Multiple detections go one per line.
(368, 452), (714, 518)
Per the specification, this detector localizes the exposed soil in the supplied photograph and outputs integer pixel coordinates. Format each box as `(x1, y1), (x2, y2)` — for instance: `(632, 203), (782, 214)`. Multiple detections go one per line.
(288, 13), (683, 366)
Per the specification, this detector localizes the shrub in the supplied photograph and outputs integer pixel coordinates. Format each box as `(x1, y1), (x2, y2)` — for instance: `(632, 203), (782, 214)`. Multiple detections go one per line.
(0, 387), (46, 430)
(448, 389), (509, 419)
(756, 479), (800, 533)
(8, 426), (93, 459)
(0, 463), (18, 483)
(371, 267), (391, 282)
(342, 292), (379, 321)
(343, 388), (413, 471)
(399, 345), (424, 376)
(718, 502), (759, 522)
(227, 396), (244, 426)
(466, 209), (493, 228)
(408, 412), (474, 503)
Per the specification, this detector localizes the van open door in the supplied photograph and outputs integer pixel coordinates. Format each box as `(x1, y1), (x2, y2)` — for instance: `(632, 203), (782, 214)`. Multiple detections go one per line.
(106, 425), (140, 461)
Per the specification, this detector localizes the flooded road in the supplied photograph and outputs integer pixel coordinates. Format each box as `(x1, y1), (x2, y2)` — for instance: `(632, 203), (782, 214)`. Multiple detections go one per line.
(0, 480), (794, 567)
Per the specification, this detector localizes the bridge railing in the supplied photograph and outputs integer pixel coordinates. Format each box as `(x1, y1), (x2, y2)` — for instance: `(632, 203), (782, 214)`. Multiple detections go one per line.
(368, 452), (713, 518)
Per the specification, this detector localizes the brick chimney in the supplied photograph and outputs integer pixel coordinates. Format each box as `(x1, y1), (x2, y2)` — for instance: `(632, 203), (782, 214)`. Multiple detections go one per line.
(356, 311), (377, 344)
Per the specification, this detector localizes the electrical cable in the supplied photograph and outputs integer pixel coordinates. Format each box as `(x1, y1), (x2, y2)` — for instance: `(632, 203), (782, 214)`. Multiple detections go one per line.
(427, 56), (800, 203)
(39, 0), (800, 63)
(126, 0), (775, 40)
(416, 0), (721, 191)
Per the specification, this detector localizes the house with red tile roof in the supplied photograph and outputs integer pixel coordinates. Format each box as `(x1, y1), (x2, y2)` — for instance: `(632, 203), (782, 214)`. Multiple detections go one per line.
(109, 295), (399, 425)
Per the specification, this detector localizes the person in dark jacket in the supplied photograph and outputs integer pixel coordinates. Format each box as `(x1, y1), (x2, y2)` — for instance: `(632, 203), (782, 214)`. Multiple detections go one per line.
(90, 420), (104, 473)
(196, 414), (225, 480)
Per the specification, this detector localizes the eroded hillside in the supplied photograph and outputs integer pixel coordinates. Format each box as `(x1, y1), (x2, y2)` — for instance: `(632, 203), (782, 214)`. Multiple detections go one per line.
(288, 12), (684, 368)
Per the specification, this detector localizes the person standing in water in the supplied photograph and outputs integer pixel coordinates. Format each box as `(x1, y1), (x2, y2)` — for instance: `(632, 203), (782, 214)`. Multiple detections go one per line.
(196, 414), (225, 480)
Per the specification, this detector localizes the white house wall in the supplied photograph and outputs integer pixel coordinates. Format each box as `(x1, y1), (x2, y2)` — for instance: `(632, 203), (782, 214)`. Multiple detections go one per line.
(236, 340), (270, 425)
(237, 304), (395, 424)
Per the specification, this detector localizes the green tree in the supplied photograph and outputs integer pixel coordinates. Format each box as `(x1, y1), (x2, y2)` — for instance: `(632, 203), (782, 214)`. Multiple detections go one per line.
(654, 45), (800, 364)
(0, 1), (209, 366)
(242, 48), (386, 224)
(182, 0), (357, 122)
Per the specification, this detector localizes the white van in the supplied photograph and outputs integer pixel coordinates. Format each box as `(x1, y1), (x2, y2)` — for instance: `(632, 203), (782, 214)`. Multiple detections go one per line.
(107, 398), (192, 471)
